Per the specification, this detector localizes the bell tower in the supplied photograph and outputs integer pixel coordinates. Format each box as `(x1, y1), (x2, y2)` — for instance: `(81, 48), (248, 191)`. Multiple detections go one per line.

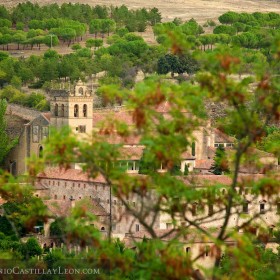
(50, 80), (93, 135)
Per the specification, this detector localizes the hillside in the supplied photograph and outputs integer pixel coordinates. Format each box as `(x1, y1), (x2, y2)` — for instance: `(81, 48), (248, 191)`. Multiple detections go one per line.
(1, 0), (280, 22)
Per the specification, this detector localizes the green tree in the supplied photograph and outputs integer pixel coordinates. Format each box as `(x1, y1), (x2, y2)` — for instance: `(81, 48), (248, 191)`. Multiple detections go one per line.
(0, 100), (18, 163)
(20, 237), (42, 259)
(210, 146), (230, 175)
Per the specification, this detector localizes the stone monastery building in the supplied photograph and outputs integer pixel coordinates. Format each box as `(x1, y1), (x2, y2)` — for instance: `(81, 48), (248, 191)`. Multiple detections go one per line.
(4, 81), (279, 258)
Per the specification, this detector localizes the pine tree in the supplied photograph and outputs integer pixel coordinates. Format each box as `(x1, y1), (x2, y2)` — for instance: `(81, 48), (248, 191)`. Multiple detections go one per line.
(210, 146), (230, 175)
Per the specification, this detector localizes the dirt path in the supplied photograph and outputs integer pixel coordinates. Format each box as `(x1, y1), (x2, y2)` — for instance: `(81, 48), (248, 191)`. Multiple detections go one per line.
(1, 0), (280, 22)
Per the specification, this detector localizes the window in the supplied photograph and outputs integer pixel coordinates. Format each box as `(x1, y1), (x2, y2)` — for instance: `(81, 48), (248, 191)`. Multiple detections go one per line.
(78, 125), (86, 133)
(42, 127), (49, 139)
(79, 87), (84, 96)
(186, 247), (191, 254)
(54, 103), (58, 116)
(277, 203), (280, 214)
(136, 224), (140, 232)
(208, 204), (214, 216)
(32, 126), (39, 143)
(166, 223), (172, 229)
(74, 104), (79, 117)
(101, 227), (105, 231)
(260, 203), (265, 214)
(205, 246), (210, 257)
(54, 195), (57, 200)
(107, 199), (109, 204)
(114, 200), (116, 205)
(191, 142), (196, 157)
(83, 104), (87, 117)
(191, 203), (197, 216)
(39, 146), (43, 158)
(214, 144), (219, 148)
(242, 202), (249, 213)
(127, 161), (134, 170)
(61, 104), (65, 117)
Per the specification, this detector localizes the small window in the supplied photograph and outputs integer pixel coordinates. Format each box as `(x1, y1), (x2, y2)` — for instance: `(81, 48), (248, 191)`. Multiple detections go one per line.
(114, 200), (116, 205)
(277, 203), (280, 214)
(79, 196), (81, 200)
(64, 182), (67, 187)
(191, 142), (196, 157)
(54, 103), (58, 116)
(63, 195), (66, 200)
(133, 202), (136, 207)
(242, 202), (249, 213)
(191, 203), (197, 216)
(39, 146), (43, 158)
(260, 203), (265, 214)
(74, 104), (79, 117)
(61, 104), (65, 117)
(136, 224), (140, 232)
(205, 246), (210, 257)
(83, 104), (87, 117)
(186, 247), (191, 254)
(101, 227), (105, 231)
(208, 204), (214, 216)
(166, 223), (172, 229)
(78, 125), (86, 133)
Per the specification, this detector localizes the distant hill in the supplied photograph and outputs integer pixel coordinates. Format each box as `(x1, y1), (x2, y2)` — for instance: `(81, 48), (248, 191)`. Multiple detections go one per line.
(0, 0), (280, 22)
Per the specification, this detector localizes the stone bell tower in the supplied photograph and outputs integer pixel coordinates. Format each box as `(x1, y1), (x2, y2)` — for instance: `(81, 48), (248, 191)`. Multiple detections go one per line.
(50, 80), (93, 135)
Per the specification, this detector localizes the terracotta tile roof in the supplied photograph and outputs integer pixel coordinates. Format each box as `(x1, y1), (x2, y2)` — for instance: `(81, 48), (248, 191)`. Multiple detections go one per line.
(214, 129), (235, 143)
(105, 134), (141, 145)
(93, 109), (134, 127)
(181, 151), (195, 159)
(44, 200), (71, 217)
(42, 112), (51, 122)
(44, 199), (108, 217)
(195, 159), (213, 169)
(119, 146), (144, 160)
(38, 167), (106, 183)
(180, 174), (264, 186)
(123, 229), (235, 247)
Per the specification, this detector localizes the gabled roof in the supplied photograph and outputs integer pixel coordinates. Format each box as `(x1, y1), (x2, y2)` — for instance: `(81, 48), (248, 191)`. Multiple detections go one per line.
(214, 129), (235, 143)
(44, 198), (108, 217)
(38, 167), (106, 184)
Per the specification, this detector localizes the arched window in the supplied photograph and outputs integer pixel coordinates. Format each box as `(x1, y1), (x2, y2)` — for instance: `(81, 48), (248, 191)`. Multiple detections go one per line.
(191, 142), (196, 157)
(61, 104), (65, 117)
(101, 227), (105, 231)
(74, 104), (79, 117)
(205, 246), (210, 257)
(186, 247), (191, 254)
(83, 104), (87, 117)
(39, 146), (43, 158)
(79, 87), (84, 96)
(54, 103), (58, 116)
